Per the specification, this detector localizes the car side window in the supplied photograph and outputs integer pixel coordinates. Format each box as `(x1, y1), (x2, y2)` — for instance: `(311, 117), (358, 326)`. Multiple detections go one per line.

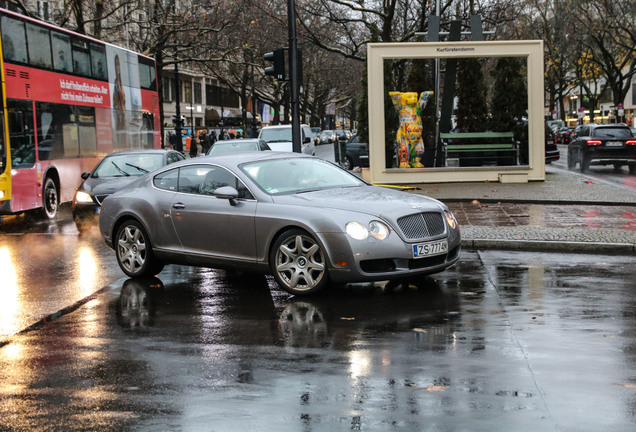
(153, 168), (179, 191)
(167, 152), (184, 164)
(179, 165), (254, 199)
(177, 165), (209, 194)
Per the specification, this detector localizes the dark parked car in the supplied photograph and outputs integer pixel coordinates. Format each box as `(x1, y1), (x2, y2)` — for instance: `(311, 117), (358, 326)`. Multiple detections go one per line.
(556, 127), (574, 144)
(72, 149), (185, 232)
(567, 124), (636, 173)
(99, 152), (461, 295)
(545, 126), (560, 164)
(519, 124), (560, 165)
(207, 138), (271, 156)
(335, 134), (369, 170)
(333, 129), (352, 141)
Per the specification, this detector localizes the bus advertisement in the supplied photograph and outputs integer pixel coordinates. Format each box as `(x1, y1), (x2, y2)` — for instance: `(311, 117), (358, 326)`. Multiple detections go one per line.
(0, 8), (160, 219)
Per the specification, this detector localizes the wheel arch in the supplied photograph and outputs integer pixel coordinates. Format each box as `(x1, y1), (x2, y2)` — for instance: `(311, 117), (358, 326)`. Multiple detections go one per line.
(111, 214), (152, 247)
(40, 168), (61, 218)
(267, 225), (313, 265)
(42, 167), (60, 191)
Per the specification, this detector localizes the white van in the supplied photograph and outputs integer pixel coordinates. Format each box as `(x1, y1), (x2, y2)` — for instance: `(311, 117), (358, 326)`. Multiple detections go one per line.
(258, 124), (316, 155)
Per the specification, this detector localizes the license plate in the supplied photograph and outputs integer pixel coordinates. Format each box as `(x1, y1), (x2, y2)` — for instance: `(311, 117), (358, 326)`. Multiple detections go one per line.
(606, 141), (623, 147)
(412, 240), (448, 258)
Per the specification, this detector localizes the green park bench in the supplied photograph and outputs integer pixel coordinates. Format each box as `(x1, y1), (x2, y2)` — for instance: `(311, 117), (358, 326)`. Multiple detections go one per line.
(440, 131), (519, 166)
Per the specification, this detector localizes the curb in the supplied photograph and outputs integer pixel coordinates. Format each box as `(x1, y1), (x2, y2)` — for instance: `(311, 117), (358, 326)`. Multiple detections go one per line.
(437, 198), (636, 207)
(461, 238), (636, 255)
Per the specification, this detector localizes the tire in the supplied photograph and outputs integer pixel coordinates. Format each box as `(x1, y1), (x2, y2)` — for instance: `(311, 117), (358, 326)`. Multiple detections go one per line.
(41, 177), (58, 219)
(270, 229), (329, 295)
(567, 150), (576, 170)
(580, 152), (590, 173)
(115, 220), (164, 277)
(341, 155), (353, 170)
(629, 163), (636, 175)
(613, 163), (623, 172)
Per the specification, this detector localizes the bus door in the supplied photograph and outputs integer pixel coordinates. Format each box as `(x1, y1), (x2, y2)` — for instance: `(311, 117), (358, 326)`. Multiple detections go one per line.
(6, 99), (38, 211)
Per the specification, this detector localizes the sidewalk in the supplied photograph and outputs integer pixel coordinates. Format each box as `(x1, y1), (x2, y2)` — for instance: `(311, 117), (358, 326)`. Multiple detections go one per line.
(408, 166), (636, 254)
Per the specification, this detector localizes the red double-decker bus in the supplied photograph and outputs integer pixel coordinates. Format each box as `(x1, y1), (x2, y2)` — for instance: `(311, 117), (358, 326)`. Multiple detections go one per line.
(0, 8), (160, 219)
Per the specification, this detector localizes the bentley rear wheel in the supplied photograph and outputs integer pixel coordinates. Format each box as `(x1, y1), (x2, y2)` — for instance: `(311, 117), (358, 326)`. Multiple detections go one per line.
(115, 220), (164, 277)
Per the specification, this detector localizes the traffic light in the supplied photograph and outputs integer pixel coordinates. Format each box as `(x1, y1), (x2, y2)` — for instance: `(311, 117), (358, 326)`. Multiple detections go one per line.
(264, 47), (286, 81)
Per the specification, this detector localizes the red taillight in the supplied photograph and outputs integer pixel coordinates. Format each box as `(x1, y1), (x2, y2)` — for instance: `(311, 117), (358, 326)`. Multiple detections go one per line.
(626, 140), (636, 146)
(586, 140), (602, 146)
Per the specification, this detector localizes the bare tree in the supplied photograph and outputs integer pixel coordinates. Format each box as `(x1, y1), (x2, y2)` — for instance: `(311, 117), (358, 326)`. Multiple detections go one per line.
(572, 0), (635, 110)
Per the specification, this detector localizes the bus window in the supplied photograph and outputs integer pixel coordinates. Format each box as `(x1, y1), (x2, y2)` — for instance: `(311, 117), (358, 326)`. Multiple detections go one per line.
(142, 112), (155, 148)
(90, 43), (107, 80)
(36, 102), (75, 160)
(1, 15), (27, 63)
(71, 38), (90, 76)
(77, 106), (97, 157)
(7, 100), (35, 168)
(51, 31), (72, 72)
(26, 23), (52, 68)
(139, 56), (156, 91)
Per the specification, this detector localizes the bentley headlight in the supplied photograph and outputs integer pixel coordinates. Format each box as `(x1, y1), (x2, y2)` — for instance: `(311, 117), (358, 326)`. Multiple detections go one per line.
(75, 191), (94, 203)
(346, 221), (390, 240)
(444, 210), (458, 229)
(368, 221), (390, 240)
(345, 221), (368, 240)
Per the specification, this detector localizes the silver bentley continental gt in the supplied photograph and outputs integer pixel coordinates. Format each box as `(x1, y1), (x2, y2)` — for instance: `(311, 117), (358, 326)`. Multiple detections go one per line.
(99, 152), (461, 295)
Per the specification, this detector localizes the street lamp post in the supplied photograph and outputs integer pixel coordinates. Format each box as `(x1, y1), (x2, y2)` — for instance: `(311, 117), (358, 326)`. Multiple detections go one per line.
(174, 62), (183, 153)
(287, 0), (301, 153)
(220, 88), (224, 139)
(189, 104), (194, 135)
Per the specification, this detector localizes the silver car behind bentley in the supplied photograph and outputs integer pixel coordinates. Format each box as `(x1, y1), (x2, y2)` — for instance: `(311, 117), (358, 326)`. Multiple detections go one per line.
(99, 152), (461, 295)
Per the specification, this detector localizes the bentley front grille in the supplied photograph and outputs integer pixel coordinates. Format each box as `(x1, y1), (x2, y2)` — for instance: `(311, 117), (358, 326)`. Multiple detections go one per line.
(396, 212), (445, 239)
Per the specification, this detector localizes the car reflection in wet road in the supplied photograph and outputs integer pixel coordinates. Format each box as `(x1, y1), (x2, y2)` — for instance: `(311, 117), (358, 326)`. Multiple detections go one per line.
(1, 250), (635, 431)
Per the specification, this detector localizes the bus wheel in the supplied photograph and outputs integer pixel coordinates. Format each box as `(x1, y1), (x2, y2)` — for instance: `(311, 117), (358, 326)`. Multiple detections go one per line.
(42, 177), (59, 219)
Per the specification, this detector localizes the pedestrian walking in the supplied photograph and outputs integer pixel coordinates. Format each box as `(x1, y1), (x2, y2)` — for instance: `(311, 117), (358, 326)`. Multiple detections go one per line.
(199, 130), (211, 154)
(168, 131), (177, 150)
(189, 134), (198, 158)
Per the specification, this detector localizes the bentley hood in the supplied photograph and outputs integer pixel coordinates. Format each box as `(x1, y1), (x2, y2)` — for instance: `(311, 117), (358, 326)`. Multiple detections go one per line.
(271, 185), (446, 219)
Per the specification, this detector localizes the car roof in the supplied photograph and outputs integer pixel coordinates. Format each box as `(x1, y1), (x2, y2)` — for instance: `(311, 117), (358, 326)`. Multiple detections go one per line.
(207, 151), (308, 163)
(587, 124), (630, 129)
(104, 149), (175, 157)
(164, 150), (310, 170)
(214, 138), (261, 145)
(260, 124), (309, 129)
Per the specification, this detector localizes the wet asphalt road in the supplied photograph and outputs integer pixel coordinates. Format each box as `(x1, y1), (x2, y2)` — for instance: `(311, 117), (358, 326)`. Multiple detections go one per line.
(1, 242), (635, 430)
(1, 144), (636, 430)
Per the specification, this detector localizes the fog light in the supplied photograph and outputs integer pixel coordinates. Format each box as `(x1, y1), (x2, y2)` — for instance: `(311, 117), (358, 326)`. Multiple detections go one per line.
(445, 210), (458, 229)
